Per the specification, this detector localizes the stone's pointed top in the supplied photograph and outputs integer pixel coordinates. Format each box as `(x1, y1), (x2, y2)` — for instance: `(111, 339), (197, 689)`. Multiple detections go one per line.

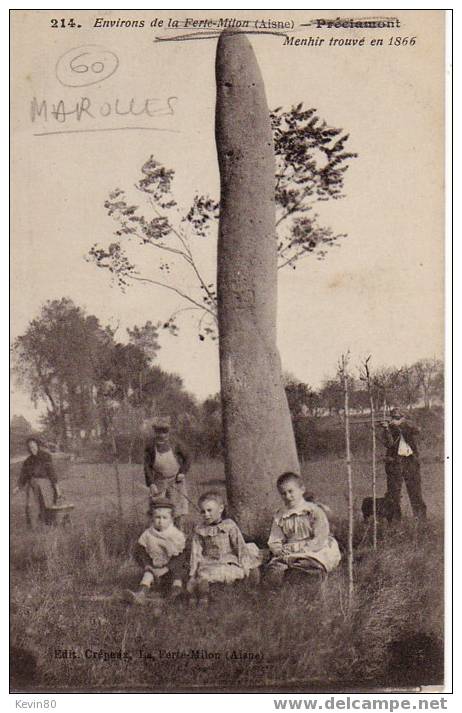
(217, 29), (253, 51)
(215, 31), (262, 89)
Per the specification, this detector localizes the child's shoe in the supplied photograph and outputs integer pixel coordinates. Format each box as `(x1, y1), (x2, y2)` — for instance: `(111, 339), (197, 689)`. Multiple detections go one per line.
(124, 587), (148, 606)
(248, 568), (261, 586)
(168, 580), (183, 601)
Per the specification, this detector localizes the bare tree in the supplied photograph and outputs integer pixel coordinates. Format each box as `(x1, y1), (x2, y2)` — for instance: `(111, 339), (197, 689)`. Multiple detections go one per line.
(414, 358), (444, 410)
(339, 352), (354, 603)
(360, 356), (378, 550)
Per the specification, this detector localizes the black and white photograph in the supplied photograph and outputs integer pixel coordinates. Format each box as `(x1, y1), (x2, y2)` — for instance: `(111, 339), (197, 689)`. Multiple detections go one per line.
(10, 9), (447, 694)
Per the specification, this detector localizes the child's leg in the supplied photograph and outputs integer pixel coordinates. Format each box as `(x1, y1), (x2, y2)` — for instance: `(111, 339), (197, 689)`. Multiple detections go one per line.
(196, 577), (210, 607)
(169, 548), (189, 592)
(133, 543), (152, 569)
(264, 560), (287, 589)
(248, 567), (261, 587)
(127, 544), (160, 604)
(125, 570), (154, 605)
(186, 576), (209, 606)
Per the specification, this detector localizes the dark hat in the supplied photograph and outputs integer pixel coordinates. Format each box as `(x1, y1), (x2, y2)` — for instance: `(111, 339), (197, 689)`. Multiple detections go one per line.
(152, 416), (171, 430)
(149, 497), (175, 514)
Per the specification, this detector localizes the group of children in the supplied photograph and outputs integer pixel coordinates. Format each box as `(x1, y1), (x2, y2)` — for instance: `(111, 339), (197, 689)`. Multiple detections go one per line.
(125, 472), (341, 607)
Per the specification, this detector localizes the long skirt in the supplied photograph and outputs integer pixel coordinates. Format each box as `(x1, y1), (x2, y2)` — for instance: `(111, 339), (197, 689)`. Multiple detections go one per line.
(268, 536), (341, 574)
(25, 479), (55, 527)
(196, 561), (246, 584)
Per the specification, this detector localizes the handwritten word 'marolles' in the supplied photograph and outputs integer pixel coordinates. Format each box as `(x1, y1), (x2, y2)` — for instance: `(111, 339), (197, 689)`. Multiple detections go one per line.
(30, 96), (177, 124)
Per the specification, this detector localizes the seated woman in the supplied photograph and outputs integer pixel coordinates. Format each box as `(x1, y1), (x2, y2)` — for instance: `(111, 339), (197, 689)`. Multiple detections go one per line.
(266, 472), (341, 586)
(14, 438), (61, 527)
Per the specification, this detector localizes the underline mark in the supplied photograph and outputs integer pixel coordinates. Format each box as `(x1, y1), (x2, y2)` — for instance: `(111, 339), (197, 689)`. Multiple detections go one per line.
(34, 126), (180, 137)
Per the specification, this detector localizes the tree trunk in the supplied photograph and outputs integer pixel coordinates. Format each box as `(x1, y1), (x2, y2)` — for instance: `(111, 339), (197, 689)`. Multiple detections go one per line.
(215, 31), (299, 542)
(110, 432), (123, 518)
(342, 369), (354, 604)
(364, 361), (377, 550)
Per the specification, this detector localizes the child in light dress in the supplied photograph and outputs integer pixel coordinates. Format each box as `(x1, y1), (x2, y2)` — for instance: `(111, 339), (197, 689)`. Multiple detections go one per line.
(126, 499), (186, 605)
(266, 472), (341, 585)
(187, 491), (261, 606)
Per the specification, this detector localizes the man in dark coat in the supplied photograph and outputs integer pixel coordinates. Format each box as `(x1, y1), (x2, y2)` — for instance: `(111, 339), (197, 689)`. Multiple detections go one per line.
(144, 417), (191, 527)
(380, 408), (427, 522)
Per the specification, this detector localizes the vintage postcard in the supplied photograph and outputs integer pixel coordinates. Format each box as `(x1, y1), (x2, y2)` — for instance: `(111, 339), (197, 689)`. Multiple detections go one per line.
(10, 9), (447, 694)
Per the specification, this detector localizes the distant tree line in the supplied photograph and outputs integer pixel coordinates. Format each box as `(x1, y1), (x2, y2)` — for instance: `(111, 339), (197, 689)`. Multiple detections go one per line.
(285, 359), (444, 419)
(12, 298), (443, 463)
(284, 362), (444, 461)
(12, 298), (203, 456)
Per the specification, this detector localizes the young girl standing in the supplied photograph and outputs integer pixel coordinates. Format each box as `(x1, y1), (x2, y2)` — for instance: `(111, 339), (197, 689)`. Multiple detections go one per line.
(266, 472), (341, 585)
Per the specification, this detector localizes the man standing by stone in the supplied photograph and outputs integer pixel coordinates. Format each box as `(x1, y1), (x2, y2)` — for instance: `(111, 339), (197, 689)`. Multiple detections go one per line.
(380, 408), (427, 523)
(144, 416), (191, 529)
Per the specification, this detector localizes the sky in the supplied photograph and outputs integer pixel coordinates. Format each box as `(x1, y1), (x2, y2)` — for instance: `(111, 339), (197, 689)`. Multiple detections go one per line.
(11, 10), (445, 426)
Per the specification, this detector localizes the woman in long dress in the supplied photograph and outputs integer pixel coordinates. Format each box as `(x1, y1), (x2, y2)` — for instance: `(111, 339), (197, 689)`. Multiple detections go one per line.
(15, 438), (61, 527)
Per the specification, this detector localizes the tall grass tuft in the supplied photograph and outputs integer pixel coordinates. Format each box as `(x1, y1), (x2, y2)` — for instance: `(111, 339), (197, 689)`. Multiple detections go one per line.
(11, 511), (444, 692)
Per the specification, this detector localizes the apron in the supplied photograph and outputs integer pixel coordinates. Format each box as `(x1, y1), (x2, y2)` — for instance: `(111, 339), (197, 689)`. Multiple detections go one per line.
(151, 448), (189, 516)
(25, 478), (55, 527)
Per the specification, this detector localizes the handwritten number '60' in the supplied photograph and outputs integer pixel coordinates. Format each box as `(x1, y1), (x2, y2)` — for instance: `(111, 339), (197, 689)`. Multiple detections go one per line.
(70, 54), (104, 74)
(56, 46), (119, 87)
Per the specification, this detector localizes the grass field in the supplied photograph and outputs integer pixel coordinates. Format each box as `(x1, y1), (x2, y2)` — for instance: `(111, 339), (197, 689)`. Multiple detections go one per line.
(10, 454), (445, 692)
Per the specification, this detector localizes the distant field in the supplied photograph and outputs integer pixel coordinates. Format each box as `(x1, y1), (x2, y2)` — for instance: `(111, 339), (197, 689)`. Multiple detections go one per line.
(10, 450), (444, 529)
(10, 454), (445, 692)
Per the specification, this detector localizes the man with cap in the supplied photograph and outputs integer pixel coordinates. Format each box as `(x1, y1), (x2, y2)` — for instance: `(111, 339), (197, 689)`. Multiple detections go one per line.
(380, 408), (427, 523)
(144, 416), (191, 528)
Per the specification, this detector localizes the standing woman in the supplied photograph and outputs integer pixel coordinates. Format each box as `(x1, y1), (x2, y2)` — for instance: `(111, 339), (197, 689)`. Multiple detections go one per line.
(14, 438), (61, 527)
(144, 417), (191, 529)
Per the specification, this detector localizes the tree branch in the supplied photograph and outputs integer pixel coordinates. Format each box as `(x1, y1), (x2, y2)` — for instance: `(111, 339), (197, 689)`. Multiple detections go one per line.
(130, 275), (217, 319)
(143, 194), (217, 307)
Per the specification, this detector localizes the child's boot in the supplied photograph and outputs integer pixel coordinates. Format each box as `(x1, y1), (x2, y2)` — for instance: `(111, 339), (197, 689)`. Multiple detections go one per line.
(248, 567), (261, 587)
(124, 586), (149, 606)
(196, 578), (209, 608)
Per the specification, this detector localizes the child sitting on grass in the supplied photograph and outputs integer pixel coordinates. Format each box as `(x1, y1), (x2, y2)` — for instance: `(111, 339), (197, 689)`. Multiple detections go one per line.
(265, 472), (341, 586)
(187, 491), (260, 606)
(125, 499), (186, 605)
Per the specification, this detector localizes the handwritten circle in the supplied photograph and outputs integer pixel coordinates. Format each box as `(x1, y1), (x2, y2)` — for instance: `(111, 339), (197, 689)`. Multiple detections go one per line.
(56, 45), (119, 88)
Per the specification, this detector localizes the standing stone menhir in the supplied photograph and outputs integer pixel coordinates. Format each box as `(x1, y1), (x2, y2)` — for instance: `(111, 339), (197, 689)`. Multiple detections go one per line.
(215, 31), (300, 542)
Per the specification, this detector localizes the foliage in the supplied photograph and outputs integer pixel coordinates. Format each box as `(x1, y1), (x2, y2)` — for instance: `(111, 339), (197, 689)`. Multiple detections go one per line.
(413, 358), (444, 409)
(271, 105), (356, 268)
(12, 299), (197, 453)
(10, 414), (33, 436)
(10, 415), (34, 457)
(285, 380), (319, 416)
(88, 105), (357, 337)
(12, 298), (114, 448)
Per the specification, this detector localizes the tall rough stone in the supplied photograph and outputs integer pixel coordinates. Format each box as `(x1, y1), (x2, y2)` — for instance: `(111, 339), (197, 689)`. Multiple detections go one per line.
(215, 32), (300, 542)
